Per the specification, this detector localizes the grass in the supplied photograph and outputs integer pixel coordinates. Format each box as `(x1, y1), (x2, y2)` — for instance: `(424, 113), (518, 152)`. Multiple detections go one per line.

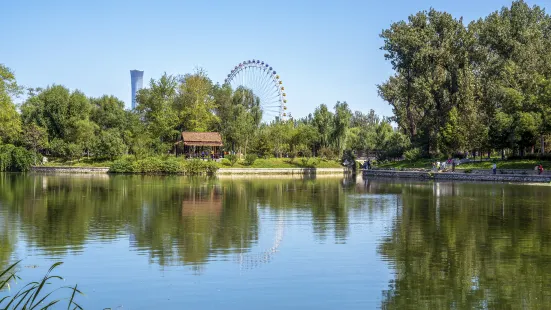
(39, 156), (342, 170)
(220, 157), (342, 169)
(0, 261), (82, 309)
(377, 158), (551, 170)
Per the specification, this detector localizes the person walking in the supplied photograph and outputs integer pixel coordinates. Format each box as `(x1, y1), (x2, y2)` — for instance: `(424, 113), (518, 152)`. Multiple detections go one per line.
(492, 162), (497, 175)
(452, 160), (456, 172)
(367, 159), (372, 170)
(538, 164), (544, 175)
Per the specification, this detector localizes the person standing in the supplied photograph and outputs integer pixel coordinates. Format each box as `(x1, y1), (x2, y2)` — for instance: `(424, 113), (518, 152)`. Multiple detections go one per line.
(492, 162), (497, 175)
(452, 160), (456, 172)
(538, 164), (544, 175)
(367, 159), (372, 170)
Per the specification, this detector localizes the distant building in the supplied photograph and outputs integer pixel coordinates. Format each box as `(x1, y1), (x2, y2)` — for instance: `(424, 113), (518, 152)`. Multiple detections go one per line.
(130, 70), (144, 109)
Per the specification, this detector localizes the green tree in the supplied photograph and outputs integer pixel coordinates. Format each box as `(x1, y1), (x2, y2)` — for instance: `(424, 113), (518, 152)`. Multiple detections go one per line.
(331, 101), (352, 156)
(0, 64), (22, 144)
(175, 68), (219, 132)
(22, 123), (49, 164)
(136, 73), (179, 153)
(313, 104), (334, 149)
(96, 129), (127, 160)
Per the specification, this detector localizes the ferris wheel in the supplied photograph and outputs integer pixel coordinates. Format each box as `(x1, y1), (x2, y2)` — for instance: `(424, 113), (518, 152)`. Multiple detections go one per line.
(224, 60), (289, 120)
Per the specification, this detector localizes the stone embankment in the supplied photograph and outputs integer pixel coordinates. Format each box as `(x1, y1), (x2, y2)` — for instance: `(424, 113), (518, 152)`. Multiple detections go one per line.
(30, 166), (346, 176)
(217, 168), (345, 175)
(31, 166), (110, 174)
(363, 169), (551, 183)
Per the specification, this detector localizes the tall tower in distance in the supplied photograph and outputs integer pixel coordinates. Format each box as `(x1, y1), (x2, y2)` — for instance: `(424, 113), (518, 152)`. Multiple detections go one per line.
(130, 70), (144, 110)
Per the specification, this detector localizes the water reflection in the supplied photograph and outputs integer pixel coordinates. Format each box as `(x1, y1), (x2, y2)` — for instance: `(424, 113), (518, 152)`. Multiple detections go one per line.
(0, 174), (359, 272)
(374, 180), (551, 309)
(3, 174), (551, 308)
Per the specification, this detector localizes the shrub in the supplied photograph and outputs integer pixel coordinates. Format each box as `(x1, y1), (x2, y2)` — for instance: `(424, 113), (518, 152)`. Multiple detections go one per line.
(319, 147), (336, 160)
(109, 158), (134, 173)
(0, 144), (36, 172)
(244, 154), (258, 166)
(203, 160), (219, 174)
(109, 156), (218, 175)
(161, 157), (184, 174)
(226, 154), (238, 167)
(11, 147), (35, 172)
(404, 148), (421, 161)
(184, 159), (203, 174)
(221, 158), (231, 166)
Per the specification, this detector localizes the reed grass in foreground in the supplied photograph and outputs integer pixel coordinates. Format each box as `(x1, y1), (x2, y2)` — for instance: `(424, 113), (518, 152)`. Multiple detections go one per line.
(0, 261), (83, 309)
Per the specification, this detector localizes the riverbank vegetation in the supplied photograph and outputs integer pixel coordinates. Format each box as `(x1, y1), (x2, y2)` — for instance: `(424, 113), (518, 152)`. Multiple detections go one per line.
(379, 0), (551, 161)
(2, 1), (551, 172)
(0, 261), (82, 309)
(379, 158), (551, 170)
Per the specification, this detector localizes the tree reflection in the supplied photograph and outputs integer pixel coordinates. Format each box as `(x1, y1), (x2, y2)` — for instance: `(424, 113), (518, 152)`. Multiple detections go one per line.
(0, 174), (357, 270)
(377, 181), (551, 309)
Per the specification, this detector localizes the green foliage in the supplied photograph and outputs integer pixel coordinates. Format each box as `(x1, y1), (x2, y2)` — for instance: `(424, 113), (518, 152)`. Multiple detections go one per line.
(0, 144), (35, 172)
(226, 154), (238, 167)
(404, 148), (422, 161)
(49, 138), (67, 158)
(244, 154), (258, 166)
(109, 157), (218, 175)
(319, 147), (337, 161)
(22, 123), (49, 163)
(220, 158), (231, 166)
(0, 261), (82, 309)
(96, 130), (127, 160)
(0, 64), (22, 144)
(109, 157), (135, 173)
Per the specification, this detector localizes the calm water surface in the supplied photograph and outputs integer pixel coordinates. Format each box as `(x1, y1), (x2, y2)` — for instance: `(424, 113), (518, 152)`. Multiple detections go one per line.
(1, 174), (551, 309)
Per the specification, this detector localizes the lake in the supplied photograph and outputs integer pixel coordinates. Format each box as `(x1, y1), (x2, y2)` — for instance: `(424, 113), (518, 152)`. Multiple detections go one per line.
(1, 173), (551, 309)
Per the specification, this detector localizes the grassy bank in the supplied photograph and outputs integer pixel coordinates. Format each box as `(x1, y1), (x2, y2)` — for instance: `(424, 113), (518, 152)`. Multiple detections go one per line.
(43, 157), (113, 167)
(377, 159), (551, 170)
(40, 156), (343, 174)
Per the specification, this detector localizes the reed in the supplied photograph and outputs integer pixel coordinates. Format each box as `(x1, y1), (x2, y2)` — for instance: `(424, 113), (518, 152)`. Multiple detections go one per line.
(0, 261), (83, 309)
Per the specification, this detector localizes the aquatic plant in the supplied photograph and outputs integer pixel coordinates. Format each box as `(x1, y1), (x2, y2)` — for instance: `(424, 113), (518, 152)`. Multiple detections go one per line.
(0, 261), (82, 309)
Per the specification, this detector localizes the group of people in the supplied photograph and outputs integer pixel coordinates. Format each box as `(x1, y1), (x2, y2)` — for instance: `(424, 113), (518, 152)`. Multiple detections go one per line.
(432, 159), (456, 172)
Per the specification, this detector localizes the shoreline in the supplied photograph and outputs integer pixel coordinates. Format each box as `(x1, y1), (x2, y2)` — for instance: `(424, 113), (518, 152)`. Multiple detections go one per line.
(29, 166), (347, 176)
(362, 169), (551, 183)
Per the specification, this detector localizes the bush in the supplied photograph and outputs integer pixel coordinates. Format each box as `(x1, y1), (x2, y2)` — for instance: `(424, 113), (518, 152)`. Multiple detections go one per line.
(319, 147), (336, 161)
(404, 148), (421, 161)
(109, 156), (218, 175)
(221, 158), (231, 166)
(226, 154), (238, 167)
(110, 158), (134, 173)
(11, 147), (35, 171)
(244, 154), (258, 166)
(203, 160), (219, 174)
(0, 144), (36, 172)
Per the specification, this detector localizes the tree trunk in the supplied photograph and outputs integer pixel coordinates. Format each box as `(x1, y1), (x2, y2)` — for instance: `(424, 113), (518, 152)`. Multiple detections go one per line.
(541, 134), (545, 155)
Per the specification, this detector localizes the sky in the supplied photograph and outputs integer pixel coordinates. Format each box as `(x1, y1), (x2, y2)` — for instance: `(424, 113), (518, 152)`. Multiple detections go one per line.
(1, 0), (549, 119)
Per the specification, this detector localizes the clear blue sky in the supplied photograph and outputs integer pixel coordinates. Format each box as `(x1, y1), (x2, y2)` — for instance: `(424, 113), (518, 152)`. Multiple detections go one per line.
(2, 0), (548, 118)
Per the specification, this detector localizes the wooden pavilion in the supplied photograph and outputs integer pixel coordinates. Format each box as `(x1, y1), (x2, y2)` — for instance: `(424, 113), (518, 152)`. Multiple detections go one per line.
(175, 132), (224, 159)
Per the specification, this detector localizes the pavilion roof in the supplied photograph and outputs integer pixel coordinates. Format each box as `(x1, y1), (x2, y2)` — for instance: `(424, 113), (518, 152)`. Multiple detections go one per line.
(180, 132), (223, 147)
